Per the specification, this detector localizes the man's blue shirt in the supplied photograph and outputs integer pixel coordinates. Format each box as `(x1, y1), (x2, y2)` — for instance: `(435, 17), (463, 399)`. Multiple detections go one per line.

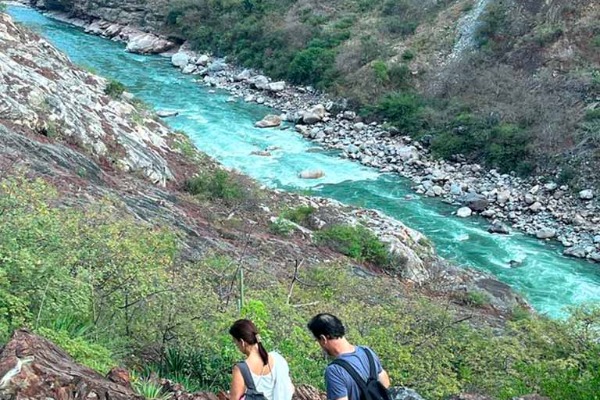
(325, 346), (383, 400)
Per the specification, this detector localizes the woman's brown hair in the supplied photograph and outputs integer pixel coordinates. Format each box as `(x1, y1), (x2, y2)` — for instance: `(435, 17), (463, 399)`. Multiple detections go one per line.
(229, 319), (269, 365)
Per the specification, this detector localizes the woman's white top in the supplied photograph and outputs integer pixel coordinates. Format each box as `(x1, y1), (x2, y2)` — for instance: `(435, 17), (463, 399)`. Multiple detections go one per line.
(249, 352), (293, 400)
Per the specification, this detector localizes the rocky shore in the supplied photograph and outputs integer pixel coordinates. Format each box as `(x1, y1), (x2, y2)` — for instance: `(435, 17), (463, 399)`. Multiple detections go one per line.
(19, 3), (599, 264)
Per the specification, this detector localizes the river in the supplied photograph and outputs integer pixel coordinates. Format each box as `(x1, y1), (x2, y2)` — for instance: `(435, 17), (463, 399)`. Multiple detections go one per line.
(7, 4), (600, 318)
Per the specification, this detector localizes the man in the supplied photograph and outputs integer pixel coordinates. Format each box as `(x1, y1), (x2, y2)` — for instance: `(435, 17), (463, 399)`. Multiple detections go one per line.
(307, 313), (391, 400)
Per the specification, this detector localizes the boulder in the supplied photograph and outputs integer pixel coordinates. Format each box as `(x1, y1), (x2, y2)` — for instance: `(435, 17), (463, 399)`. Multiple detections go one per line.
(181, 64), (196, 74)
(589, 252), (600, 262)
(302, 104), (327, 124)
(0, 329), (142, 400)
(536, 228), (556, 239)
(267, 81), (286, 92)
(298, 170), (325, 179)
(255, 115), (282, 128)
(235, 69), (252, 81)
(195, 54), (210, 66)
(497, 190), (511, 204)
(208, 61), (226, 73)
(563, 246), (588, 259)
(388, 387), (426, 400)
(171, 52), (190, 68)
(579, 189), (594, 200)
(461, 192), (489, 212)
(457, 207), (473, 218)
(126, 33), (175, 54)
(529, 202), (543, 212)
(488, 221), (510, 234)
(249, 75), (270, 90)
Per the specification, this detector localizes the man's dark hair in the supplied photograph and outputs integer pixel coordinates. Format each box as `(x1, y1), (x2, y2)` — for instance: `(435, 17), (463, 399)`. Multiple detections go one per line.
(307, 313), (345, 339)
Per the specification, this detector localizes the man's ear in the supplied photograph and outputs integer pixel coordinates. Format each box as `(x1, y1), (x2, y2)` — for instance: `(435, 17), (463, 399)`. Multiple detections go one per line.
(319, 335), (327, 343)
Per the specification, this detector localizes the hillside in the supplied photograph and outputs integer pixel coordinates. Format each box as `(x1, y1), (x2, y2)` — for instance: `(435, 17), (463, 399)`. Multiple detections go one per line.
(28, 0), (600, 183)
(1, 6), (600, 400)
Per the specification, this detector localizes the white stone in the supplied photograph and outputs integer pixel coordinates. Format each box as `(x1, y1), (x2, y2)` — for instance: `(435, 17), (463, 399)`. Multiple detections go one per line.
(171, 52), (190, 68)
(579, 189), (594, 200)
(456, 207), (472, 218)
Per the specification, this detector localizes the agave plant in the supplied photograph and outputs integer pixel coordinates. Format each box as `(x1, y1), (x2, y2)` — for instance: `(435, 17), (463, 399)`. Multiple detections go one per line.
(131, 377), (172, 400)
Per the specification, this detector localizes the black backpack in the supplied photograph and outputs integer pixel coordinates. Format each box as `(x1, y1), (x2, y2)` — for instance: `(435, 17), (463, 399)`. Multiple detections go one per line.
(331, 348), (391, 400)
(237, 362), (269, 400)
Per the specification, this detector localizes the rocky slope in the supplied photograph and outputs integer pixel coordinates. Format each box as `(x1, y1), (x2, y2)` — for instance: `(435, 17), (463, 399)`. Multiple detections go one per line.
(0, 10), (523, 309)
(17, 0), (600, 261)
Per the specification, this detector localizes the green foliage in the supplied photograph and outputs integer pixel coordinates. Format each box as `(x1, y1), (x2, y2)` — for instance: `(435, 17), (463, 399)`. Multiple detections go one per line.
(372, 60), (389, 84)
(456, 290), (490, 308)
(184, 169), (244, 202)
(289, 46), (337, 89)
(556, 165), (577, 186)
(104, 79), (125, 98)
(368, 92), (424, 135)
(0, 2), (6, 13)
(280, 205), (315, 226)
(132, 377), (172, 400)
(269, 218), (294, 237)
(593, 34), (600, 48)
(401, 49), (415, 61)
(430, 115), (533, 174)
(36, 327), (115, 373)
(314, 224), (393, 268)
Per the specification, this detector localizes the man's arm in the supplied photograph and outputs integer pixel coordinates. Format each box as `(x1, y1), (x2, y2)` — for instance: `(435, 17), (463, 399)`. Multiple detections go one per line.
(378, 369), (391, 389)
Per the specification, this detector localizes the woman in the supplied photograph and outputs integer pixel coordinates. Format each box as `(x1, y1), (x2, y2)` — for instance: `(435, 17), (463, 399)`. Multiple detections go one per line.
(229, 319), (294, 400)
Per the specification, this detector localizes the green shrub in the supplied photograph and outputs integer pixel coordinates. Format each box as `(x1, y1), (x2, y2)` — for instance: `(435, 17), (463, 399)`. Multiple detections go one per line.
(401, 49), (415, 61)
(289, 46), (337, 89)
(184, 170), (244, 201)
(104, 79), (125, 99)
(269, 218), (295, 237)
(281, 205), (315, 225)
(372, 60), (389, 83)
(368, 92), (424, 135)
(314, 224), (391, 267)
(36, 327), (115, 373)
(132, 377), (172, 400)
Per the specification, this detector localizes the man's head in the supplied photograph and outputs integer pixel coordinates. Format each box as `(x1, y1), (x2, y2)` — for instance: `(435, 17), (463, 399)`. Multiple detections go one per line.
(307, 313), (346, 355)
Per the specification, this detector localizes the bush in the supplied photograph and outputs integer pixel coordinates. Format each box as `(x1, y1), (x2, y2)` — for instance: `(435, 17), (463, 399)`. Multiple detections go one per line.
(401, 49), (415, 61)
(269, 218), (295, 237)
(314, 224), (391, 267)
(281, 205), (315, 226)
(289, 46), (337, 89)
(368, 92), (425, 135)
(104, 79), (125, 99)
(184, 169), (244, 202)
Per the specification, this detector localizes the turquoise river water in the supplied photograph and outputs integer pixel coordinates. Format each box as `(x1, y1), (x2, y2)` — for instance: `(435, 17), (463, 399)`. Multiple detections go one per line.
(8, 5), (600, 318)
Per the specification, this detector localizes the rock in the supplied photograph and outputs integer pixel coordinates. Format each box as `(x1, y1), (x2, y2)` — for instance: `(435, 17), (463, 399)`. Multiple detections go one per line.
(249, 75), (270, 90)
(208, 61), (226, 72)
(196, 54), (210, 66)
(255, 115), (282, 128)
(536, 228), (556, 239)
(572, 214), (586, 225)
(461, 192), (489, 212)
(497, 190), (511, 204)
(488, 221), (510, 234)
(589, 252), (600, 262)
(181, 64), (196, 74)
(342, 111), (356, 120)
(0, 329), (142, 399)
(388, 387), (426, 400)
(563, 246), (587, 259)
(529, 202), (543, 212)
(234, 69), (252, 81)
(432, 185), (443, 196)
(126, 33), (175, 54)
(267, 81), (286, 92)
(396, 146), (419, 162)
(457, 207), (473, 218)
(450, 182), (463, 196)
(594, 235), (600, 244)
(544, 182), (558, 191)
(250, 150), (271, 157)
(346, 144), (360, 154)
(156, 110), (179, 118)
(353, 122), (366, 131)
(579, 189), (594, 200)
(302, 105), (327, 124)
(298, 170), (325, 179)
(171, 52), (190, 68)
(524, 193), (535, 205)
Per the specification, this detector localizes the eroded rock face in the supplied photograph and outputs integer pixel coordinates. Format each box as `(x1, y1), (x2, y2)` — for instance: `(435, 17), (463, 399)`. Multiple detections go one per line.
(0, 13), (173, 185)
(0, 329), (142, 400)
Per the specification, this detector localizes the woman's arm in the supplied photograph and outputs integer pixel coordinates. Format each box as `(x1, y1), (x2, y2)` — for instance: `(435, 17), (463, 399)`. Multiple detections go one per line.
(230, 365), (246, 400)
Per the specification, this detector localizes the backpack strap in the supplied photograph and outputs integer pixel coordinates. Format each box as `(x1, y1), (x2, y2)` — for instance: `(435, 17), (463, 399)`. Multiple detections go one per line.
(237, 362), (258, 393)
(363, 347), (378, 381)
(331, 358), (370, 396)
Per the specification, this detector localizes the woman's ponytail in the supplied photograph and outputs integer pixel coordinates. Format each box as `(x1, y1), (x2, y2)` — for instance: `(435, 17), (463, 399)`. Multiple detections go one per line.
(257, 341), (269, 366)
(229, 319), (269, 365)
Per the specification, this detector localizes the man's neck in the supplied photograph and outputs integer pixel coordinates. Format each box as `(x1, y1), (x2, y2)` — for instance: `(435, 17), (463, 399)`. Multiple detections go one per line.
(328, 338), (355, 357)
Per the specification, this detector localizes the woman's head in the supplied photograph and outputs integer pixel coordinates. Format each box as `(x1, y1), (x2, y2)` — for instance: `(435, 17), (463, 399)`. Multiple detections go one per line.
(229, 319), (268, 365)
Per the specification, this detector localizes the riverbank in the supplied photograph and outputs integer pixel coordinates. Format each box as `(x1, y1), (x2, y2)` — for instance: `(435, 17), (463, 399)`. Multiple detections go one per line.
(17, 3), (600, 264)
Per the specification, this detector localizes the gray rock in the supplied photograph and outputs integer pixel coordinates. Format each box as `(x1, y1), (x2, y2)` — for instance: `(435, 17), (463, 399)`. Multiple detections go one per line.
(388, 387), (425, 400)
(536, 228), (556, 239)
(126, 32), (175, 54)
(347, 144), (360, 154)
(563, 246), (588, 259)
(579, 189), (594, 200)
(234, 69), (252, 81)
(544, 182), (558, 191)
(589, 252), (600, 262)
(267, 81), (286, 92)
(171, 52), (190, 68)
(254, 115), (282, 128)
(249, 75), (270, 90)
(432, 185), (444, 196)
(298, 170), (325, 179)
(450, 182), (463, 196)
(461, 192), (489, 212)
(524, 193), (535, 205)
(572, 214), (586, 225)
(457, 207), (473, 218)
(594, 235), (600, 244)
(195, 54), (210, 66)
(497, 190), (511, 204)
(156, 110), (179, 118)
(529, 202), (543, 212)
(181, 64), (196, 74)
(488, 221), (510, 234)
(353, 122), (366, 131)
(207, 61), (226, 72)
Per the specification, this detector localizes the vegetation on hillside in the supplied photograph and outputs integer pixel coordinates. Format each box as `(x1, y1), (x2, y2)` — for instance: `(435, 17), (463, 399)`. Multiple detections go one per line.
(162, 0), (599, 179)
(1, 176), (600, 399)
